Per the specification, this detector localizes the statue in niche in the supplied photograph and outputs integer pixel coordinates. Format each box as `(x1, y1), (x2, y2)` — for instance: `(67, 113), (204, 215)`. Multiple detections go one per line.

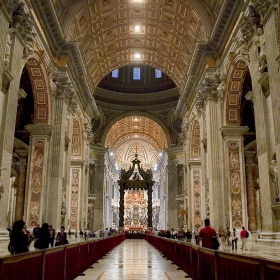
(215, 69), (227, 98)
(4, 33), (12, 68)
(270, 159), (279, 201)
(253, 27), (267, 73)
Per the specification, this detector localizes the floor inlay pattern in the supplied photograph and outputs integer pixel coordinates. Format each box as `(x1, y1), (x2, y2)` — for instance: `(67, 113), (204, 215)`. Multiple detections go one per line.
(75, 240), (189, 280)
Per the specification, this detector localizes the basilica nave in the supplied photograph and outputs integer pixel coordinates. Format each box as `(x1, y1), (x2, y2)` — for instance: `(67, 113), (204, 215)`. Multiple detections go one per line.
(0, 0), (280, 248)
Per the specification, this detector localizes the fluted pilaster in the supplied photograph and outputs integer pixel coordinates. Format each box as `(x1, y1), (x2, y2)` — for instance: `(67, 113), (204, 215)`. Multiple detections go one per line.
(14, 150), (28, 221)
(245, 151), (258, 232)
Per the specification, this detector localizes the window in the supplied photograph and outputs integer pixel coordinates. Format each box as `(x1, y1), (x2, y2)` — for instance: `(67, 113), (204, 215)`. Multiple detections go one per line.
(112, 69), (119, 78)
(133, 67), (141, 80)
(155, 69), (162, 78)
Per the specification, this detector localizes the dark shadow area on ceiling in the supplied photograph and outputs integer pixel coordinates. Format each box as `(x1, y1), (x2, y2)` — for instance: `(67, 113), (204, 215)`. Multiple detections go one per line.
(98, 65), (176, 94)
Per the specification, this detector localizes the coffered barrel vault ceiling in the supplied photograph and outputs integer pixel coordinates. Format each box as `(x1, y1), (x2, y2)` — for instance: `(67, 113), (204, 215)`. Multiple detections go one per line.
(105, 116), (167, 168)
(50, 0), (223, 93)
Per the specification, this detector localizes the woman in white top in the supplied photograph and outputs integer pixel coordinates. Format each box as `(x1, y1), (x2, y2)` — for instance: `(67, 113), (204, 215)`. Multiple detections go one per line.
(231, 228), (238, 250)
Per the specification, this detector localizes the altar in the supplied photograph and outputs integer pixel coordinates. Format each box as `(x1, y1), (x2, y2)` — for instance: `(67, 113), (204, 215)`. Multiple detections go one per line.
(117, 152), (155, 230)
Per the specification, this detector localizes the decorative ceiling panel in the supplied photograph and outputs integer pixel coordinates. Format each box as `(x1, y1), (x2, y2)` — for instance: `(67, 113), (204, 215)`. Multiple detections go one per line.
(53, 0), (209, 93)
(105, 116), (168, 154)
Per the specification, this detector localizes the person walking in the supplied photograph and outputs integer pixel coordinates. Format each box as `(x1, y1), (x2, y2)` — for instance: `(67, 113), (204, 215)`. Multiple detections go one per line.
(9, 220), (29, 255)
(240, 226), (247, 250)
(198, 218), (217, 249)
(231, 228), (238, 250)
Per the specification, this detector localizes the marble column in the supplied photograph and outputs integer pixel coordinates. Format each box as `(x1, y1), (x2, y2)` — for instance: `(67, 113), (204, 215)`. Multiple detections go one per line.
(204, 90), (224, 229)
(245, 151), (258, 233)
(0, 27), (26, 232)
(14, 150), (28, 221)
(47, 78), (69, 229)
(264, 10), (280, 199)
(119, 183), (125, 228)
(147, 183), (153, 228)
(91, 146), (106, 230)
(189, 162), (202, 230)
(248, 31), (278, 232)
(69, 163), (83, 232)
(221, 126), (248, 230)
(166, 157), (179, 230)
(25, 124), (53, 227)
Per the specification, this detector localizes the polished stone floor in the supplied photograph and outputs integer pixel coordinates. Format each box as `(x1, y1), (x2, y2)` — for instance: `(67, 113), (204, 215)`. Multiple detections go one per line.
(0, 236), (280, 279)
(75, 239), (189, 280)
(0, 236), (280, 262)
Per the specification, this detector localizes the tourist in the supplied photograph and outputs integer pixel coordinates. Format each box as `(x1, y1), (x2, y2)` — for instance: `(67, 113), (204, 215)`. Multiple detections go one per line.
(185, 228), (192, 243)
(218, 226), (225, 250)
(257, 228), (262, 239)
(55, 226), (69, 246)
(33, 223), (41, 243)
(194, 227), (199, 245)
(48, 225), (55, 247)
(225, 227), (231, 246)
(240, 226), (247, 250)
(40, 223), (50, 249)
(198, 218), (217, 249)
(104, 228), (109, 237)
(9, 220), (29, 255)
(231, 228), (238, 250)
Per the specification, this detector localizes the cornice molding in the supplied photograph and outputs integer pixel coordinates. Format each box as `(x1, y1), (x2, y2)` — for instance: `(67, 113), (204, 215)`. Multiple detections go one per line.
(30, 0), (99, 119)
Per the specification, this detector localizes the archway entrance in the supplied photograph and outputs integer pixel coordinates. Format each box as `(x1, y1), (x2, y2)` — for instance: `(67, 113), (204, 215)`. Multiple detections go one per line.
(104, 116), (168, 230)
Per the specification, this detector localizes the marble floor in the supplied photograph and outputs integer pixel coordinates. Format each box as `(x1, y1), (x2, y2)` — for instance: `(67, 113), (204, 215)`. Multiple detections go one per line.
(75, 239), (189, 280)
(0, 237), (280, 279)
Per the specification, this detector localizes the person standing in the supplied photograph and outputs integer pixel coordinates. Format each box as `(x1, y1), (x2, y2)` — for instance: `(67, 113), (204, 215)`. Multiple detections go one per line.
(9, 220), (29, 254)
(55, 226), (68, 246)
(225, 227), (231, 246)
(104, 228), (109, 237)
(33, 223), (41, 244)
(48, 225), (55, 247)
(198, 218), (217, 249)
(240, 226), (247, 250)
(218, 226), (225, 250)
(231, 228), (238, 250)
(39, 223), (50, 250)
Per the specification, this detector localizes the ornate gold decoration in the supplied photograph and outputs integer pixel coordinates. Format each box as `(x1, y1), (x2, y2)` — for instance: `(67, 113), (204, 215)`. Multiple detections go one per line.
(70, 168), (80, 230)
(29, 140), (45, 227)
(193, 169), (202, 228)
(229, 141), (243, 228)
(72, 120), (82, 157)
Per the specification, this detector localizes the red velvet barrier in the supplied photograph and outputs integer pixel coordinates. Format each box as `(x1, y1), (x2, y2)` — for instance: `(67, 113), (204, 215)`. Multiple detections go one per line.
(0, 235), (125, 280)
(181, 242), (191, 274)
(0, 251), (43, 280)
(79, 243), (90, 274)
(198, 247), (215, 280)
(145, 235), (280, 280)
(190, 246), (199, 279)
(263, 260), (280, 280)
(44, 247), (65, 280)
(175, 242), (184, 269)
(88, 240), (97, 264)
(216, 252), (261, 280)
(65, 245), (80, 280)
